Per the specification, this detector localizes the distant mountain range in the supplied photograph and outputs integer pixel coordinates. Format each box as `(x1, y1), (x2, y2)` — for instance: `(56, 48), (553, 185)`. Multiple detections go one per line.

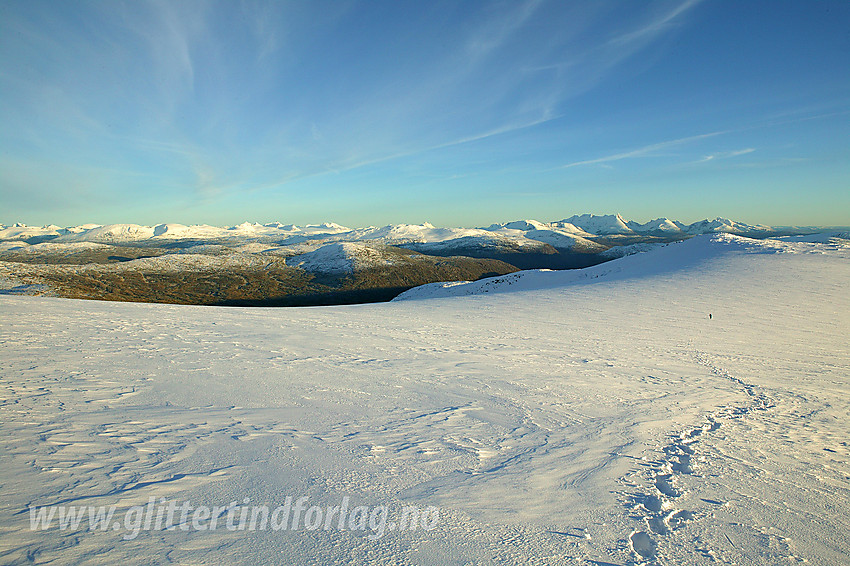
(0, 214), (818, 245)
(0, 215), (831, 306)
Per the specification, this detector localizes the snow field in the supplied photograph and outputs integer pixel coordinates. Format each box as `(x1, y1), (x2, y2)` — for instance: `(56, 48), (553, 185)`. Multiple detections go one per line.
(0, 235), (848, 564)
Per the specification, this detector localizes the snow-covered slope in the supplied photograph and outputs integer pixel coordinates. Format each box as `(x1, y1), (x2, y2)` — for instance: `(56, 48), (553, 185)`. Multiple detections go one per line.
(55, 223), (158, 243)
(285, 242), (401, 274)
(1, 231), (848, 564)
(0, 252), (279, 277)
(395, 233), (850, 300)
(0, 241), (109, 254)
(600, 241), (666, 259)
(350, 223), (491, 243)
(0, 224), (64, 241)
(71, 223), (344, 243)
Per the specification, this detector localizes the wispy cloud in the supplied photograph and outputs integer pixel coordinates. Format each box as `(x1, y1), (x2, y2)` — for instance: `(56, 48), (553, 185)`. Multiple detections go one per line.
(536, 0), (704, 101)
(266, 0), (705, 193)
(559, 131), (727, 169)
(696, 148), (756, 162)
(239, 113), (565, 197)
(607, 0), (703, 47)
(0, 0), (754, 217)
(464, 0), (544, 60)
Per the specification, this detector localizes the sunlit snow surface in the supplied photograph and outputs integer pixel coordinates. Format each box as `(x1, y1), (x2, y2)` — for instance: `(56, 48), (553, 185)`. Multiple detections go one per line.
(1, 235), (848, 564)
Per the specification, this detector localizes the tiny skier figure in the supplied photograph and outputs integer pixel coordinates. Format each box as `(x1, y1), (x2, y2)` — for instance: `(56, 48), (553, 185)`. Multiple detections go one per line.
(709, 313), (712, 320)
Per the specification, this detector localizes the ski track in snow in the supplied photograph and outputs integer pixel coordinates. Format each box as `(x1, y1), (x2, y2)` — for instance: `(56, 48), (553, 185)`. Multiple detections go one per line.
(621, 348), (778, 564)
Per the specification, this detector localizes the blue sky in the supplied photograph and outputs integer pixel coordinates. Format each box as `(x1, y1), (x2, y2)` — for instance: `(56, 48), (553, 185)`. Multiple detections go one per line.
(1, 0), (848, 227)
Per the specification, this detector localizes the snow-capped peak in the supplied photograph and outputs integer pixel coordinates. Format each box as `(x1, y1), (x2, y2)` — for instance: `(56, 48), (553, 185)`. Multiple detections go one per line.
(684, 217), (771, 234)
(559, 214), (634, 235)
(56, 224), (156, 243)
(229, 221), (264, 231)
(627, 218), (684, 234)
(487, 219), (551, 232)
(0, 215), (804, 246)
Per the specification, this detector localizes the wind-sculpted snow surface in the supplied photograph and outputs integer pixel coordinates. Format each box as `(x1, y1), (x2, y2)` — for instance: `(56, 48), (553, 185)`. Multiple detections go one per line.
(1, 232), (848, 564)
